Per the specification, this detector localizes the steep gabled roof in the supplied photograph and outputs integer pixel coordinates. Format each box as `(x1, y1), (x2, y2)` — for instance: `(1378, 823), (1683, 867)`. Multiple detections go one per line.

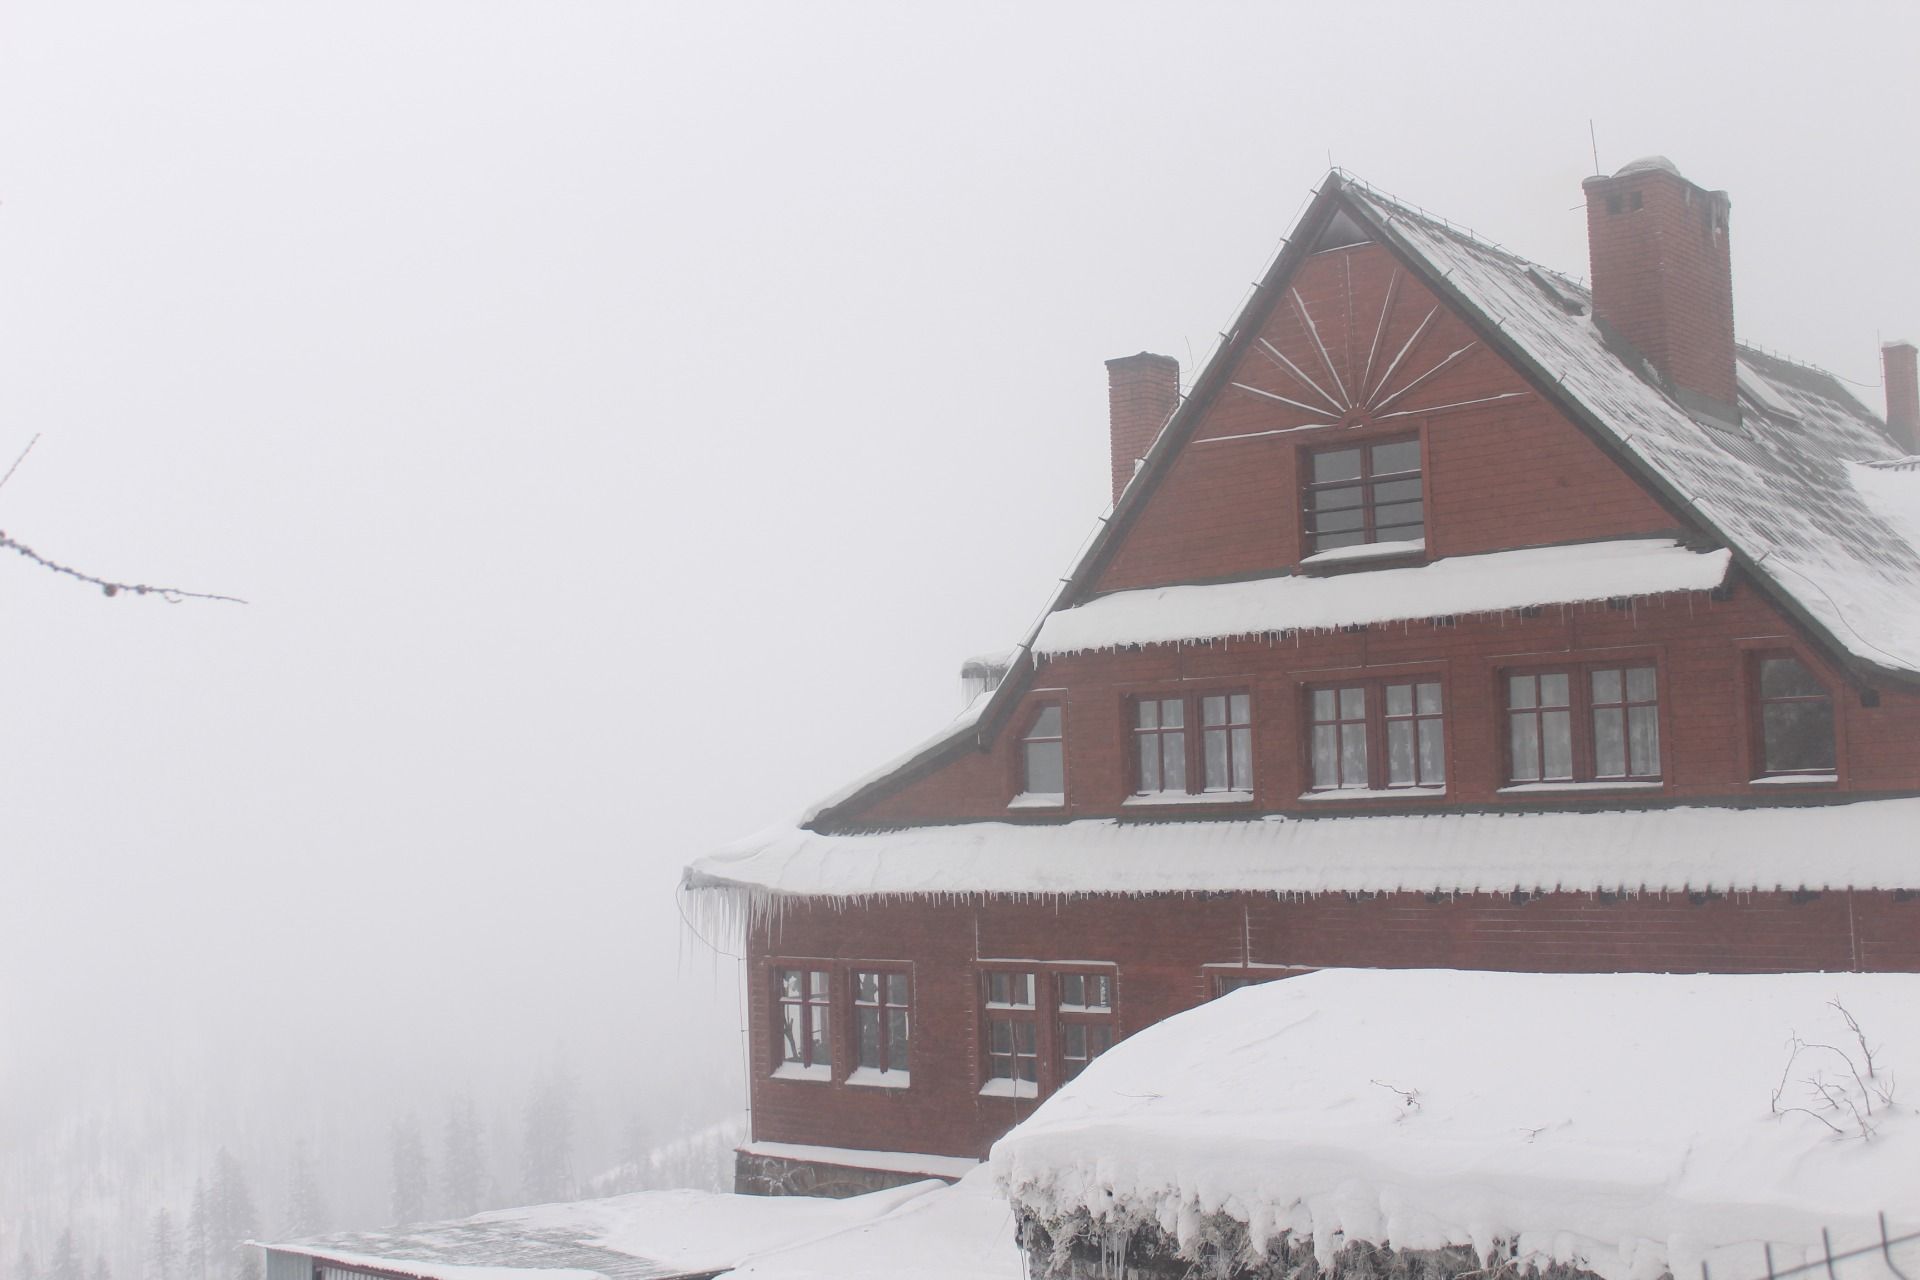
(800, 171), (1920, 829)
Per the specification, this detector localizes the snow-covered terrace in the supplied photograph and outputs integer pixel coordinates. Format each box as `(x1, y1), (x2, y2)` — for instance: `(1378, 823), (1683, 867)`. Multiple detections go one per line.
(1032, 538), (1729, 656)
(683, 796), (1920, 911)
(991, 969), (1920, 1280)
(260, 1183), (946, 1280)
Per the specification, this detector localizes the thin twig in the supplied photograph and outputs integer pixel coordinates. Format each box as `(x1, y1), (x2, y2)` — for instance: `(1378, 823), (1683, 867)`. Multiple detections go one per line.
(0, 434), (40, 494)
(0, 531), (246, 604)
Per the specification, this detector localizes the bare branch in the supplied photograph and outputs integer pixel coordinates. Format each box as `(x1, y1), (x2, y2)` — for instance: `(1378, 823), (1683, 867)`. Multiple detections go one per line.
(0, 433), (41, 494)
(0, 530), (246, 604)
(1829, 1000), (1879, 1079)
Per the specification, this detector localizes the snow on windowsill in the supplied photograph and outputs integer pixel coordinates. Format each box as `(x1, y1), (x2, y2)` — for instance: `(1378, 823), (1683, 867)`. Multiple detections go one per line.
(1006, 792), (1065, 810)
(1298, 537), (1427, 566)
(1749, 773), (1839, 786)
(1122, 790), (1254, 807)
(1297, 787), (1446, 801)
(770, 1063), (832, 1083)
(978, 1078), (1038, 1100)
(846, 1067), (911, 1090)
(1497, 780), (1664, 794)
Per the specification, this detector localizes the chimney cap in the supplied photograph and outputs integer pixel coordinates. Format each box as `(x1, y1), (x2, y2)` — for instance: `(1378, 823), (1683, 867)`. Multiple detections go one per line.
(1105, 351), (1180, 371)
(1614, 155), (1683, 179)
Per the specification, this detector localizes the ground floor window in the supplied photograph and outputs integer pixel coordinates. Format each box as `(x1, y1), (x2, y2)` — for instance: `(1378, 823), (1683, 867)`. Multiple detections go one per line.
(775, 968), (832, 1078)
(980, 965), (1118, 1098)
(853, 970), (911, 1084)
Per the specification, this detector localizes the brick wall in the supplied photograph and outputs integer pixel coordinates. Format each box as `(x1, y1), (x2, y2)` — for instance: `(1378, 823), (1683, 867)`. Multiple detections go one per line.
(745, 889), (1920, 1160)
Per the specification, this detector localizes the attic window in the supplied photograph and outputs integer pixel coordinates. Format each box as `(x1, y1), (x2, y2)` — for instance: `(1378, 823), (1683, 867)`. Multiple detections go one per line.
(1752, 655), (1835, 777)
(1015, 703), (1065, 803)
(1302, 437), (1424, 555)
(1310, 208), (1373, 253)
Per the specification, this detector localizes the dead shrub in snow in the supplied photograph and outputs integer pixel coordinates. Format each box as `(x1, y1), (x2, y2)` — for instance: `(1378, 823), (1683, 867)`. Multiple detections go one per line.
(1770, 999), (1898, 1140)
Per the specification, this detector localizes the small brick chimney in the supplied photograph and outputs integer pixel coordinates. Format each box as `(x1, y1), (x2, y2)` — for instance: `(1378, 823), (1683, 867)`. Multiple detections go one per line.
(1583, 157), (1737, 421)
(1884, 341), (1919, 455)
(1106, 352), (1180, 503)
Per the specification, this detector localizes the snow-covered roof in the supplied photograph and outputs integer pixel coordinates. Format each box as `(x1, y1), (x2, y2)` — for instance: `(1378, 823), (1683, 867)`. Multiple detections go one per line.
(1034, 539), (1729, 656)
(683, 795), (1920, 910)
(990, 969), (1920, 1280)
(718, 1168), (1022, 1280)
(1341, 181), (1920, 677)
(264, 1184), (940, 1280)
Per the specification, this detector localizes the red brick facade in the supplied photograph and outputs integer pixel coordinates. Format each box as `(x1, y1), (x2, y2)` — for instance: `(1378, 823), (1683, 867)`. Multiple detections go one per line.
(729, 184), (1920, 1186)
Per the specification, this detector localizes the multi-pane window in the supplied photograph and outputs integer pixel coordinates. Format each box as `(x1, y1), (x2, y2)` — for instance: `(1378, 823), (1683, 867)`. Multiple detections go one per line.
(1201, 693), (1254, 791)
(1019, 704), (1065, 798)
(1308, 679), (1445, 792)
(1754, 655), (1835, 776)
(1131, 691), (1254, 796)
(983, 971), (1039, 1095)
(1506, 665), (1662, 784)
(853, 971), (910, 1080)
(1132, 697), (1186, 794)
(775, 968), (831, 1075)
(1056, 972), (1115, 1082)
(1303, 438), (1424, 555)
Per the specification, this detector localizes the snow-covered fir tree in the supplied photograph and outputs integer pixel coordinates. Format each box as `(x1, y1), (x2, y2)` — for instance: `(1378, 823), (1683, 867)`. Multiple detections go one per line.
(440, 1097), (487, 1218)
(186, 1179), (209, 1280)
(518, 1064), (575, 1204)
(48, 1232), (80, 1280)
(282, 1141), (327, 1237)
(149, 1207), (179, 1280)
(388, 1117), (430, 1226)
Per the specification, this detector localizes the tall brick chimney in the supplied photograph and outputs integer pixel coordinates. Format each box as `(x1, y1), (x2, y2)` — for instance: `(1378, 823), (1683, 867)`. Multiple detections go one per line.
(1884, 341), (1919, 455)
(1106, 352), (1180, 503)
(1583, 157), (1737, 422)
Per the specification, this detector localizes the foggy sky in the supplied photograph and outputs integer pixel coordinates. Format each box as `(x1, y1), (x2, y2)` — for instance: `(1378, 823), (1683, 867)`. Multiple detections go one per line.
(1, 0), (1916, 1199)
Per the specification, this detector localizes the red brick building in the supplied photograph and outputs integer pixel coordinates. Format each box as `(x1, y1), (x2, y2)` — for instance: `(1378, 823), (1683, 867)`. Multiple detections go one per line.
(685, 160), (1920, 1196)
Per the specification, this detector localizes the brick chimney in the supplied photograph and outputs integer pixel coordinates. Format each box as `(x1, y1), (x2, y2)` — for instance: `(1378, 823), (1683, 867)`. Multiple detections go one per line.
(1583, 157), (1737, 422)
(1884, 341), (1919, 454)
(1106, 352), (1180, 503)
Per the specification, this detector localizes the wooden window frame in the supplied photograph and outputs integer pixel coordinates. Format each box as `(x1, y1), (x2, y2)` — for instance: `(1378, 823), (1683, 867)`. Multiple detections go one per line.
(1747, 650), (1838, 780)
(1013, 701), (1067, 804)
(978, 962), (1120, 1099)
(851, 969), (912, 1085)
(772, 965), (833, 1079)
(1501, 661), (1665, 788)
(1300, 434), (1425, 557)
(1054, 970), (1116, 1083)
(1303, 676), (1447, 794)
(1127, 689), (1254, 798)
(1203, 964), (1317, 1000)
(979, 968), (1040, 1098)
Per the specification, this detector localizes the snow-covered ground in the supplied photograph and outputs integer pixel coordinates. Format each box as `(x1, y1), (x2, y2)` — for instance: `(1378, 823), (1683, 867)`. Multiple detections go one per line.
(991, 969), (1920, 1280)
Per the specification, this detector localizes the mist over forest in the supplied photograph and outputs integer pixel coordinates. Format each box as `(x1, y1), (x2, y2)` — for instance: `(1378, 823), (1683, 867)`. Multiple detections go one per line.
(4, 3), (1917, 1279)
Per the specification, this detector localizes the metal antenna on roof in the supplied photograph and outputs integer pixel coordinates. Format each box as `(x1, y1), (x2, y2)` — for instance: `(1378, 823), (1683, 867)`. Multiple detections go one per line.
(1589, 120), (1601, 176)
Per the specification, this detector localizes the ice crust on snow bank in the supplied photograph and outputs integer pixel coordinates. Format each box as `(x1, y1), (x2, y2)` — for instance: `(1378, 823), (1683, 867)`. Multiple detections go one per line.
(682, 796), (1920, 911)
(990, 970), (1920, 1280)
(1032, 539), (1729, 656)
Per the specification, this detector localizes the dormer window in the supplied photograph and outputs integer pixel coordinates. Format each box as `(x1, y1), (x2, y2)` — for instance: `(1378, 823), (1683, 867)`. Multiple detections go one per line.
(1303, 437), (1424, 558)
(1752, 655), (1836, 778)
(1013, 703), (1065, 805)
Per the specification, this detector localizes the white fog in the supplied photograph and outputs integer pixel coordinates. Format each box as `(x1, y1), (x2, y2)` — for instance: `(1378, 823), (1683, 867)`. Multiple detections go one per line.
(1, 1), (1915, 1275)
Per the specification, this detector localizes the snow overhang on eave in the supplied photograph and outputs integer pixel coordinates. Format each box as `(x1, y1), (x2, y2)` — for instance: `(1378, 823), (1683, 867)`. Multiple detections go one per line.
(1032, 538), (1730, 657)
(680, 796), (1920, 932)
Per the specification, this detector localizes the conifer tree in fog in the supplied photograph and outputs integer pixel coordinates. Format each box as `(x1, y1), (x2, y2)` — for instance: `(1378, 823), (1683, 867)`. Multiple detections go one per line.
(389, 1116), (431, 1225)
(88, 1254), (108, 1280)
(204, 1150), (258, 1280)
(186, 1180), (209, 1280)
(48, 1231), (80, 1280)
(149, 1207), (180, 1280)
(16, 1246), (39, 1280)
(283, 1141), (328, 1237)
(441, 1097), (488, 1218)
(518, 1063), (575, 1204)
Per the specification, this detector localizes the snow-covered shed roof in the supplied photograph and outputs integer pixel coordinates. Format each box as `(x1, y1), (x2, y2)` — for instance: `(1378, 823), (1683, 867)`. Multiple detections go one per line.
(683, 795), (1920, 911)
(990, 969), (1920, 1280)
(262, 1184), (939, 1280)
(717, 1168), (1022, 1280)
